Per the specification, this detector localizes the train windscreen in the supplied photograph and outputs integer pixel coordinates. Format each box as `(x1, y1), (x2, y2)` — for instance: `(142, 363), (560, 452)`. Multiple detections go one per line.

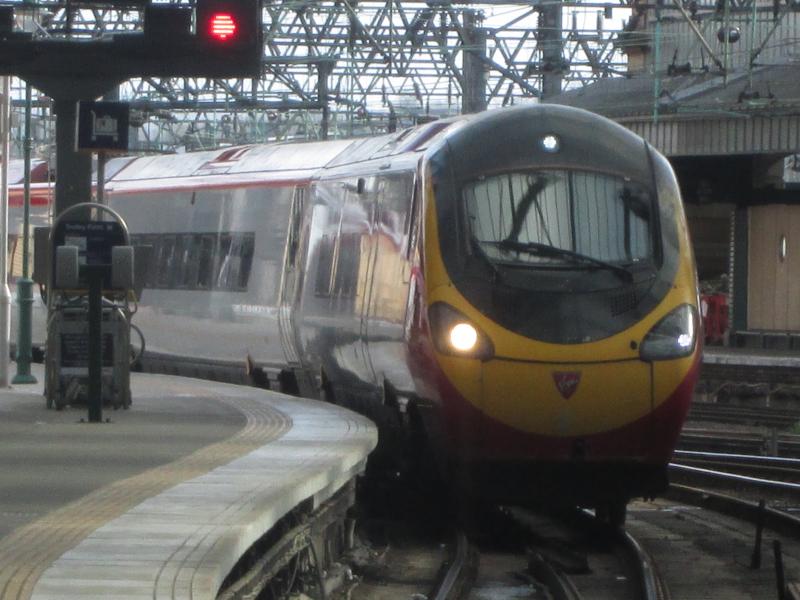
(464, 170), (654, 270)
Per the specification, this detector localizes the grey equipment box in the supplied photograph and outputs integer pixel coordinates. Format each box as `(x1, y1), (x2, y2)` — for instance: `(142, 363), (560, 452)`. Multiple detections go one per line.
(46, 301), (132, 410)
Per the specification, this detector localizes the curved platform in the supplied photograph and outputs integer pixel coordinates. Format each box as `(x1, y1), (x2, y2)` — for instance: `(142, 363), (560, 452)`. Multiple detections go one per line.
(0, 366), (377, 600)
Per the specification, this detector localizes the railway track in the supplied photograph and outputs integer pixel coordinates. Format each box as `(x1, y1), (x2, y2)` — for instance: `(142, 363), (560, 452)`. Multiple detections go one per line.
(501, 507), (666, 600)
(679, 427), (800, 457)
(314, 504), (669, 600)
(688, 401), (800, 430)
(625, 495), (800, 600)
(672, 450), (800, 484)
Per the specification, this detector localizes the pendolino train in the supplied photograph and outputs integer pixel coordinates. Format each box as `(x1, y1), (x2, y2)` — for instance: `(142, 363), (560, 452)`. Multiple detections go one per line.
(96, 104), (700, 521)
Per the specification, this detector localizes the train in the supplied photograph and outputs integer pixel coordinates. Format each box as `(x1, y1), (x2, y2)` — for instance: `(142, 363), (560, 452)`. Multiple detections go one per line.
(22, 104), (702, 522)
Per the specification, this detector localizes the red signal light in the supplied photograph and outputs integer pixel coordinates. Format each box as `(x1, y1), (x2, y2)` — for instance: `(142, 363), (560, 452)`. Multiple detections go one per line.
(209, 12), (237, 41)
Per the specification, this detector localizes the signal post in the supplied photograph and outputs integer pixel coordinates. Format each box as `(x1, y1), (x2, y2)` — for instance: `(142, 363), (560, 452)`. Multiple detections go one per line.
(0, 0), (264, 217)
(0, 0), (262, 394)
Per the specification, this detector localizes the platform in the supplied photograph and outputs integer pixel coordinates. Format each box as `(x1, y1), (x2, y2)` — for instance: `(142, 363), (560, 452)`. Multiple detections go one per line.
(701, 346), (800, 387)
(0, 365), (377, 600)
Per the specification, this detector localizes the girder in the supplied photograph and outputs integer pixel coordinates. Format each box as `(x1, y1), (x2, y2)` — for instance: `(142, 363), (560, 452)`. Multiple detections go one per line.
(8, 0), (628, 152)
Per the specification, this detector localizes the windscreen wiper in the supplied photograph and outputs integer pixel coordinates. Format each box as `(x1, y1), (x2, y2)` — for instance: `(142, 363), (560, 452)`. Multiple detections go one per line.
(470, 237), (503, 283)
(498, 239), (634, 283)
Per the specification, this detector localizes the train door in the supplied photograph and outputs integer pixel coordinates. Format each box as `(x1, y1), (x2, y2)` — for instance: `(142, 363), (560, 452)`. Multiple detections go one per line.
(359, 179), (379, 385)
(365, 172), (417, 391)
(346, 177), (378, 386)
(278, 186), (306, 366)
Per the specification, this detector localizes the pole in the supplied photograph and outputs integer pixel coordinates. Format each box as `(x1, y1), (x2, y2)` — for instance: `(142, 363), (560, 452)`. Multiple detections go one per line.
(54, 98), (92, 217)
(87, 269), (103, 423)
(317, 62), (331, 141)
(653, 5), (662, 124)
(462, 10), (488, 113)
(96, 151), (106, 204)
(13, 82), (37, 384)
(540, 0), (564, 100)
(0, 78), (12, 388)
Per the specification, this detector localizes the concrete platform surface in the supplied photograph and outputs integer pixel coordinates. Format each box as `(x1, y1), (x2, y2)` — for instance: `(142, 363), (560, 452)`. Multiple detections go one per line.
(703, 346), (800, 368)
(0, 365), (377, 600)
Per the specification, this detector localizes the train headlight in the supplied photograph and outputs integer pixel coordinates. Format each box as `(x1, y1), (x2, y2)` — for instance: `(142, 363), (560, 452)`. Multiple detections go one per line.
(449, 323), (478, 352)
(541, 134), (560, 153)
(639, 304), (699, 362)
(429, 302), (494, 360)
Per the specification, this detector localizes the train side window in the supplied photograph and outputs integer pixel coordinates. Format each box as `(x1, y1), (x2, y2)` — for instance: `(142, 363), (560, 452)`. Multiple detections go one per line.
(406, 174), (420, 260)
(215, 233), (254, 291)
(315, 234), (335, 297)
(333, 233), (360, 298)
(196, 235), (215, 290)
(175, 235), (193, 289)
(379, 172), (415, 257)
(287, 187), (305, 268)
(156, 236), (176, 288)
(214, 234), (233, 290)
(141, 234), (158, 288)
(237, 234), (255, 290)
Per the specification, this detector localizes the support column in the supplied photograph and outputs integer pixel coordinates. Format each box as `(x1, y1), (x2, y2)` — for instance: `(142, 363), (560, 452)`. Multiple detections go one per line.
(54, 98), (92, 217)
(318, 62), (332, 141)
(13, 82), (37, 384)
(462, 10), (487, 114)
(731, 204), (749, 333)
(540, 0), (563, 100)
(0, 78), (11, 388)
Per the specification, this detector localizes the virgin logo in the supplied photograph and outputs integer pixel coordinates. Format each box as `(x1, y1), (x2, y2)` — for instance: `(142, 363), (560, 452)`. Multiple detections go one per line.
(552, 371), (581, 399)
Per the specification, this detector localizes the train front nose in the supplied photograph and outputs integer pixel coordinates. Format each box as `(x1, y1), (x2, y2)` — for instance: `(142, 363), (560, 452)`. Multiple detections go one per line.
(472, 358), (654, 461)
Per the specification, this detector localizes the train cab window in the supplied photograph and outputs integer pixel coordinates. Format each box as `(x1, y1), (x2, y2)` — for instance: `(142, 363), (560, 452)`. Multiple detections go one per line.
(464, 170), (653, 268)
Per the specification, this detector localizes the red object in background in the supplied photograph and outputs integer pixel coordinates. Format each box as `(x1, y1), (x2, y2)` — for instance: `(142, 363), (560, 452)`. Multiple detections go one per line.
(701, 293), (729, 344)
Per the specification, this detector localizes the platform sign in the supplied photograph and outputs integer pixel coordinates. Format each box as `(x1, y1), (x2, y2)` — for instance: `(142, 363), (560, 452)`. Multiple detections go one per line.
(52, 220), (127, 289)
(77, 101), (129, 153)
(60, 333), (115, 369)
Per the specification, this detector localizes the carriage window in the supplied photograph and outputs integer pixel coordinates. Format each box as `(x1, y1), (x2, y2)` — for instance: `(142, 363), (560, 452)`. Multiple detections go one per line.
(333, 233), (360, 297)
(237, 234), (255, 290)
(132, 232), (254, 291)
(377, 172), (415, 257)
(215, 233), (255, 291)
(315, 234), (335, 297)
(156, 236), (176, 288)
(196, 235), (215, 290)
(464, 170), (653, 266)
(175, 235), (193, 288)
(214, 234), (233, 289)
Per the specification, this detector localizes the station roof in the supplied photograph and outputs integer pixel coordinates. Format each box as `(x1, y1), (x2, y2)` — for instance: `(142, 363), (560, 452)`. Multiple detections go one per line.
(550, 63), (800, 157)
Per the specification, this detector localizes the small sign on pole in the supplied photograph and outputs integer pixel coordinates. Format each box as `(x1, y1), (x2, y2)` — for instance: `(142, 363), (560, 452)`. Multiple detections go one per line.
(76, 101), (129, 153)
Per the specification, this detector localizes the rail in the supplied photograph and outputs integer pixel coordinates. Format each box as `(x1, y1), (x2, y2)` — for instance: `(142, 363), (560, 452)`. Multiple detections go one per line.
(618, 530), (666, 600)
(674, 449), (800, 468)
(431, 531), (474, 600)
(669, 462), (800, 491)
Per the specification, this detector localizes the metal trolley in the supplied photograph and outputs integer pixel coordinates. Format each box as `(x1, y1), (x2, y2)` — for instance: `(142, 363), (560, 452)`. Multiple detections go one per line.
(43, 203), (137, 415)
